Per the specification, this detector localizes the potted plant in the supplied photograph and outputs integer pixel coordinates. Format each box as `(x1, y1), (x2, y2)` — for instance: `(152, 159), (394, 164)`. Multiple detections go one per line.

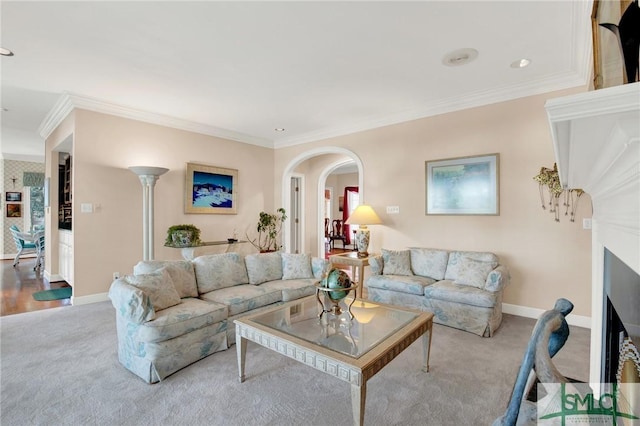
(165, 224), (202, 247)
(247, 208), (287, 252)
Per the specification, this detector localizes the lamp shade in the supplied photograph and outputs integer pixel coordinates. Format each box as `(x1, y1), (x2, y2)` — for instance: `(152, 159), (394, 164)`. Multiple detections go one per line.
(345, 205), (382, 225)
(128, 166), (169, 177)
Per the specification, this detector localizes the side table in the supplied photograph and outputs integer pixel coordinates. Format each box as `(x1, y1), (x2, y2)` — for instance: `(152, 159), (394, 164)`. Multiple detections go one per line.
(328, 252), (375, 295)
(165, 240), (248, 260)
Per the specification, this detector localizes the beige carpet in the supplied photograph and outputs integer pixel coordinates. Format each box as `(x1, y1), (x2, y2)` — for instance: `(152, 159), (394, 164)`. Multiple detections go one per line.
(0, 301), (590, 425)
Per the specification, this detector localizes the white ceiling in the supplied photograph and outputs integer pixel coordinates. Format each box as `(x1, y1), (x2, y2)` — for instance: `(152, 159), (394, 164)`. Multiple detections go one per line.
(1, 1), (592, 162)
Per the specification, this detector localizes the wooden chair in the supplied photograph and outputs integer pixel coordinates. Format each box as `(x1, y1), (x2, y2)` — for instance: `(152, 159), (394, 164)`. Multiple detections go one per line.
(329, 219), (348, 250)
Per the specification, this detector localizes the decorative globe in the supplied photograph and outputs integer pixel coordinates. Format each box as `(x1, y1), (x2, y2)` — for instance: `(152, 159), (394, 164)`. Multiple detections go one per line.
(322, 268), (352, 301)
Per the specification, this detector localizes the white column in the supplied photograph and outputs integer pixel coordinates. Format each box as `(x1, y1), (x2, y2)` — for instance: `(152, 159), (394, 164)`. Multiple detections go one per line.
(129, 167), (169, 261)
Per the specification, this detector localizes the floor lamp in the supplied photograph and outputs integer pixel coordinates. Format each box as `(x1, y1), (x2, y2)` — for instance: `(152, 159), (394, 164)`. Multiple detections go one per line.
(129, 166), (169, 261)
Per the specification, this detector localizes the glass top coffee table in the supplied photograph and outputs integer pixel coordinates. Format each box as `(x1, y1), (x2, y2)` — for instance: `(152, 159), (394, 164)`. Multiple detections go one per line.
(234, 296), (434, 426)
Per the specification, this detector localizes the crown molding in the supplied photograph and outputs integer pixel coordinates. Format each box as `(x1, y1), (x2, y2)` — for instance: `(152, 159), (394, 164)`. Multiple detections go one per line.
(38, 93), (274, 148)
(0, 153), (45, 163)
(274, 72), (587, 148)
(38, 93), (75, 140)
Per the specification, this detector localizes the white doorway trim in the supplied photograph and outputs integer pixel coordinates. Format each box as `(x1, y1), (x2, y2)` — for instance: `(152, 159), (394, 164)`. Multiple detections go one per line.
(281, 146), (364, 257)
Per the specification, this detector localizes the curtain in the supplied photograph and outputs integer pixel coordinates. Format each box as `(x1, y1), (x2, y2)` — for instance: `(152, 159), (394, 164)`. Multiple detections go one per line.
(23, 172), (44, 187)
(342, 186), (358, 245)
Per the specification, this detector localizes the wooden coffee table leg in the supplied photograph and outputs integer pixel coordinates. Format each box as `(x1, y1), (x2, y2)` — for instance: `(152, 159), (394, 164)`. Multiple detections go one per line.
(351, 382), (366, 426)
(422, 324), (432, 373)
(237, 332), (247, 383)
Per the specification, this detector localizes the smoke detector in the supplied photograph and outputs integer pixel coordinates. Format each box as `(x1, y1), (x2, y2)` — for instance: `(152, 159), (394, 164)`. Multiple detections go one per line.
(442, 48), (478, 67)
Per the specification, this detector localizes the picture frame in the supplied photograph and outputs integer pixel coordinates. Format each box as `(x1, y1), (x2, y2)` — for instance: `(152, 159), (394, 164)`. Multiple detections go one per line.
(5, 191), (22, 202)
(6, 203), (22, 218)
(185, 162), (237, 214)
(425, 153), (499, 215)
(591, 0), (637, 89)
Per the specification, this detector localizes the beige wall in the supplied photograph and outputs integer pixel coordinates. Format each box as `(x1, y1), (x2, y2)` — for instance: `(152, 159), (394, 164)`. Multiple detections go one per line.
(275, 87), (593, 316)
(46, 87), (593, 317)
(47, 109), (275, 298)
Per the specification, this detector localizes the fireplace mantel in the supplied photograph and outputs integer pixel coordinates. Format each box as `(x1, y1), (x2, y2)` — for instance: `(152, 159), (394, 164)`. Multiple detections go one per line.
(545, 82), (639, 387)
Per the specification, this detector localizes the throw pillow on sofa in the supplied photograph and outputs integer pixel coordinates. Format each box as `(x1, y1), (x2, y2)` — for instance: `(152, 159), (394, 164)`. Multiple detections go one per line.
(282, 253), (313, 279)
(382, 249), (413, 276)
(133, 260), (198, 298)
(409, 248), (449, 280)
(124, 268), (181, 311)
(245, 252), (283, 285)
(193, 253), (249, 293)
(445, 251), (498, 281)
(454, 256), (498, 288)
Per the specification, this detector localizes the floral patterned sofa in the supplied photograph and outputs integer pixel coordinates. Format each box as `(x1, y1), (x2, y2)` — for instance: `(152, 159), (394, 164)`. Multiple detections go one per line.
(108, 252), (328, 383)
(365, 248), (510, 337)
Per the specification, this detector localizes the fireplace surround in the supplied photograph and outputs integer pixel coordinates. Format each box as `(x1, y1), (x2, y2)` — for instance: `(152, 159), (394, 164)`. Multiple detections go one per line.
(546, 82), (639, 396)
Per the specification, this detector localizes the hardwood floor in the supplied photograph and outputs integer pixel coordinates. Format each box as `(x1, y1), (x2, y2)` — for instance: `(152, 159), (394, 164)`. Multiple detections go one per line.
(1, 258), (71, 317)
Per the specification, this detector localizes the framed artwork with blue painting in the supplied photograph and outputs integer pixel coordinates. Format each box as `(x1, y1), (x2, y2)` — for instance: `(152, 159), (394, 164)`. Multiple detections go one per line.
(425, 153), (499, 215)
(185, 162), (237, 214)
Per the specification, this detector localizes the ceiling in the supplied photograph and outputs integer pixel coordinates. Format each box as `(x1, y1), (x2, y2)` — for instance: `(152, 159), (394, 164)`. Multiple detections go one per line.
(1, 1), (592, 162)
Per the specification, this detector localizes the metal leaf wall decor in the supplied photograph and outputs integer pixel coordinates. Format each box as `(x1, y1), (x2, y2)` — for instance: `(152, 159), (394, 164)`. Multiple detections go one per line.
(533, 164), (584, 222)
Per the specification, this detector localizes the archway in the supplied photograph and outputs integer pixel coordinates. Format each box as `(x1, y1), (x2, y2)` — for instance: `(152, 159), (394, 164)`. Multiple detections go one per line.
(281, 147), (364, 256)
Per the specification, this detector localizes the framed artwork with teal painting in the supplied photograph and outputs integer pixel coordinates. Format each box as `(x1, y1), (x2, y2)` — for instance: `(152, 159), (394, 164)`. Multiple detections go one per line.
(425, 153), (499, 215)
(185, 162), (238, 214)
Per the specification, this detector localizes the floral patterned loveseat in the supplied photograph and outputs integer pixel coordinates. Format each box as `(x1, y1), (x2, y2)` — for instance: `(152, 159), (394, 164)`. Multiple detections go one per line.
(108, 252), (328, 383)
(365, 248), (510, 337)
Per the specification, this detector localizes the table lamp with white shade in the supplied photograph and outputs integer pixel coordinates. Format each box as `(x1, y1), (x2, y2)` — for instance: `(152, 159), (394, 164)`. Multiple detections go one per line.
(345, 205), (382, 258)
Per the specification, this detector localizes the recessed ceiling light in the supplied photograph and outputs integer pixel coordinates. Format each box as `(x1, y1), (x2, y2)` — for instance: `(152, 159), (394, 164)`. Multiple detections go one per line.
(0, 47), (14, 56)
(442, 48), (479, 67)
(275, 128), (285, 132)
(1, 107), (8, 112)
(510, 58), (531, 68)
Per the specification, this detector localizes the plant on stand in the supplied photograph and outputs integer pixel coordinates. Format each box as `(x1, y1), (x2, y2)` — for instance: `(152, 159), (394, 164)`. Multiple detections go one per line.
(165, 224), (202, 247)
(246, 208), (287, 252)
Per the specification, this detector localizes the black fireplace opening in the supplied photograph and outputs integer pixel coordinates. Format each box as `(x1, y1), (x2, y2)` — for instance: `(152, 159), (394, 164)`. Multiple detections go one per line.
(602, 248), (640, 384)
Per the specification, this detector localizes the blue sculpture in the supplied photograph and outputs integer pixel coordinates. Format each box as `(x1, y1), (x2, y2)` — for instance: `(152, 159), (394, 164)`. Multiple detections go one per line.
(493, 298), (574, 426)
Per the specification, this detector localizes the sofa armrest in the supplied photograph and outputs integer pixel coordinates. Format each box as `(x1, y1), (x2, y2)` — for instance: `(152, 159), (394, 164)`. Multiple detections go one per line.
(484, 265), (510, 292)
(108, 278), (155, 323)
(312, 257), (330, 279)
(368, 255), (383, 276)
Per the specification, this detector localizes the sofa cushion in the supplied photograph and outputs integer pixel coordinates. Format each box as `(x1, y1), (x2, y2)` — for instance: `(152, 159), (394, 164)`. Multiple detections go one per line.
(124, 268), (181, 312)
(135, 321), (228, 366)
(245, 252), (283, 285)
(282, 253), (313, 280)
(193, 253), (249, 293)
(444, 251), (498, 282)
(135, 298), (228, 343)
(366, 274), (435, 296)
(424, 280), (497, 308)
(409, 248), (449, 280)
(133, 260), (198, 298)
(200, 284), (282, 316)
(261, 278), (317, 301)
(382, 249), (413, 276)
(454, 256), (498, 288)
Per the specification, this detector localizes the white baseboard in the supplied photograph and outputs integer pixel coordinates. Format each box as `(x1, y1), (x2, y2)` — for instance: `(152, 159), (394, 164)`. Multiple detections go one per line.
(72, 292), (109, 306)
(2, 253), (36, 261)
(44, 271), (65, 282)
(503, 303), (591, 329)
